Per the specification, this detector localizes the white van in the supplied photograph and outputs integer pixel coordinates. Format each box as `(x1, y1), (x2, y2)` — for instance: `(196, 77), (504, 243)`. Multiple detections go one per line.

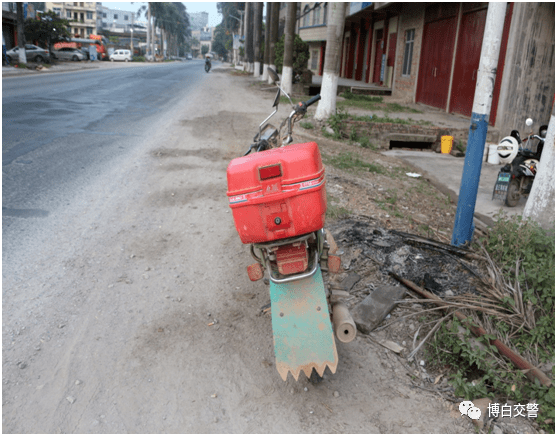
(110, 49), (132, 62)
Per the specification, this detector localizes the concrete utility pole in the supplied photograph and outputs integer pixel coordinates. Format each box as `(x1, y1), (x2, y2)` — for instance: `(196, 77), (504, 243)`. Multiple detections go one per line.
(281, 3), (297, 95)
(146, 3), (151, 59)
(523, 102), (555, 229)
(451, 2), (506, 247)
(267, 2), (280, 84)
(130, 14), (134, 55)
(16, 2), (27, 64)
(314, 3), (346, 120)
(261, 2), (271, 81)
(253, 2), (263, 77)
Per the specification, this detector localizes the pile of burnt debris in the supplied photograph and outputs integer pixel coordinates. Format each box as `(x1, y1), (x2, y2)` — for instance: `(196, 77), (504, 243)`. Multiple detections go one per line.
(327, 217), (480, 300)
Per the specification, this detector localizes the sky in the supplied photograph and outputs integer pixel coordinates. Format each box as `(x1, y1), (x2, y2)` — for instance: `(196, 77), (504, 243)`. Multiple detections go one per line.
(101, 2), (223, 27)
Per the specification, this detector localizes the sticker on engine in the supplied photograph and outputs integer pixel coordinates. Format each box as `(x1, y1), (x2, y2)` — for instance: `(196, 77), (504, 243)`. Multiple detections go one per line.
(299, 177), (325, 191)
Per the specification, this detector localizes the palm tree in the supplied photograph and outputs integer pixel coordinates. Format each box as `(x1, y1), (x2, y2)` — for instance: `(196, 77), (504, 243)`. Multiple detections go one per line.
(280, 3), (297, 94)
(314, 3), (346, 120)
(140, 3), (190, 59)
(267, 2), (280, 83)
(262, 2), (271, 81)
(253, 3), (263, 77)
(136, 2), (152, 59)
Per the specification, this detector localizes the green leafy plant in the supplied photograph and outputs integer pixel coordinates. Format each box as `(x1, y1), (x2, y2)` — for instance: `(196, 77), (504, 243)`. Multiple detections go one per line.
(300, 121), (314, 129)
(425, 215), (555, 432)
(274, 34), (309, 76)
(480, 215), (555, 358)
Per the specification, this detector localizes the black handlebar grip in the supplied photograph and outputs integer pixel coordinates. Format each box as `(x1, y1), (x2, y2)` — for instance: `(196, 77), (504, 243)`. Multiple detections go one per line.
(305, 94), (321, 107)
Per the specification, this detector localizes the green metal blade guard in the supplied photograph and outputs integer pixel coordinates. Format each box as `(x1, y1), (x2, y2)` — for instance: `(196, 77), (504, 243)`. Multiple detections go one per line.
(270, 266), (338, 381)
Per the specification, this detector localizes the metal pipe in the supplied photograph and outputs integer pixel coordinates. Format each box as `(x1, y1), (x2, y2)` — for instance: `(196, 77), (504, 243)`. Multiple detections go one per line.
(390, 272), (552, 388)
(332, 303), (357, 343)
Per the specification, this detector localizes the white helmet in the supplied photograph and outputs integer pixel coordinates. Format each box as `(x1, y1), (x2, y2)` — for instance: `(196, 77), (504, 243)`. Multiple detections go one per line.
(497, 136), (519, 164)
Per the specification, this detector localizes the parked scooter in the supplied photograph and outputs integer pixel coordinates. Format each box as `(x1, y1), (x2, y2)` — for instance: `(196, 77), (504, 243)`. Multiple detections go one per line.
(226, 68), (356, 381)
(492, 118), (547, 207)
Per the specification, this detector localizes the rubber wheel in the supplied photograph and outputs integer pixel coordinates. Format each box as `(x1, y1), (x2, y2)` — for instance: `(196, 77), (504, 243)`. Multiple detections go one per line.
(72, 55), (78, 61)
(125, 58), (129, 62)
(35, 55), (44, 63)
(505, 179), (520, 207)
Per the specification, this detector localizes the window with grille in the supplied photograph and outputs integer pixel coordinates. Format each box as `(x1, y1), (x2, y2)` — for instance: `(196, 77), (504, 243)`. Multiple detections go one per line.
(303, 5), (310, 27)
(313, 5), (321, 25)
(402, 29), (415, 76)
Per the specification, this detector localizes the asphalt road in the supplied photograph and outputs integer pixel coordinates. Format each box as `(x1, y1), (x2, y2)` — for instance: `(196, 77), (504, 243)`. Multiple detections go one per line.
(2, 60), (205, 271)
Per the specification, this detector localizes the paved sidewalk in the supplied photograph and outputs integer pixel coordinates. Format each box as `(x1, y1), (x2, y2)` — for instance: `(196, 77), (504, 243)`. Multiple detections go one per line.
(382, 149), (525, 224)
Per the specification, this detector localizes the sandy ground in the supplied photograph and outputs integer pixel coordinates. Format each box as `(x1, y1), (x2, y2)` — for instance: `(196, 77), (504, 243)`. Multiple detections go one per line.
(2, 66), (478, 433)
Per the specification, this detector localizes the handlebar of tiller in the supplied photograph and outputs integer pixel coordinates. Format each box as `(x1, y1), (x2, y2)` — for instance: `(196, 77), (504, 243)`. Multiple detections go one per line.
(296, 94), (321, 113)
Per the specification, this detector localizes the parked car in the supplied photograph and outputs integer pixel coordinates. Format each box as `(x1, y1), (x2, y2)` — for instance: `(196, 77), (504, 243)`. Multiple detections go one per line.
(186, 53), (193, 60)
(52, 47), (85, 62)
(5, 44), (50, 63)
(110, 49), (132, 62)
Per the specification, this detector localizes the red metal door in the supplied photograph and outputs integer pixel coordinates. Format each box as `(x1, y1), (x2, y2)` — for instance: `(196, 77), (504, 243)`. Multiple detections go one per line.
(416, 17), (457, 109)
(449, 8), (487, 116)
(372, 29), (383, 83)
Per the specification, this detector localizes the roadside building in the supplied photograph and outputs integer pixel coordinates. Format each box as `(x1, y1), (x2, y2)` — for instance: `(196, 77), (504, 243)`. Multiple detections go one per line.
(2, 2), (17, 50)
(96, 5), (148, 55)
(298, 2), (328, 76)
(45, 2), (97, 38)
(192, 26), (214, 58)
(98, 5), (139, 32)
(298, 2), (555, 138)
(2, 2), (39, 50)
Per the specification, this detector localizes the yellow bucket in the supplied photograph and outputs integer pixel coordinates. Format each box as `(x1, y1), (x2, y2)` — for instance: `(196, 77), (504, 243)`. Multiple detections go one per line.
(441, 136), (453, 154)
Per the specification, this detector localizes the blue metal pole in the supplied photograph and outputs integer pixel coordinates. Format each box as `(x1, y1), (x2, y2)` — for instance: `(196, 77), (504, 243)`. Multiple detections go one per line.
(452, 2), (507, 247)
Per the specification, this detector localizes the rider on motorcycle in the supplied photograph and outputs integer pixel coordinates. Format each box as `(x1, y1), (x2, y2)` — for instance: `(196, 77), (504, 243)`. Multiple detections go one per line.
(205, 55), (211, 72)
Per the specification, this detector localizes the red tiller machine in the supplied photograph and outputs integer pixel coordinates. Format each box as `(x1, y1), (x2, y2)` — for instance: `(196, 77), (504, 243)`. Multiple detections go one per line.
(225, 70), (356, 381)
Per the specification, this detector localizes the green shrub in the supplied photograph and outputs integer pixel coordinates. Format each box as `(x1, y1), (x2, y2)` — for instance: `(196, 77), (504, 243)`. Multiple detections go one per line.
(427, 215), (555, 432)
(480, 215), (555, 355)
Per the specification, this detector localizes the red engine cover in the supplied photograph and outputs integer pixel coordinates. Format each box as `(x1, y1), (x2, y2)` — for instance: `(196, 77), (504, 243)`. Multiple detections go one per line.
(227, 142), (326, 244)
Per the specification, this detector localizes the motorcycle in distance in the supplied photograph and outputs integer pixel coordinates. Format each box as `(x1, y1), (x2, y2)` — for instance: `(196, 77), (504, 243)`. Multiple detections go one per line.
(204, 55), (211, 73)
(226, 68), (357, 382)
(492, 118), (547, 207)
